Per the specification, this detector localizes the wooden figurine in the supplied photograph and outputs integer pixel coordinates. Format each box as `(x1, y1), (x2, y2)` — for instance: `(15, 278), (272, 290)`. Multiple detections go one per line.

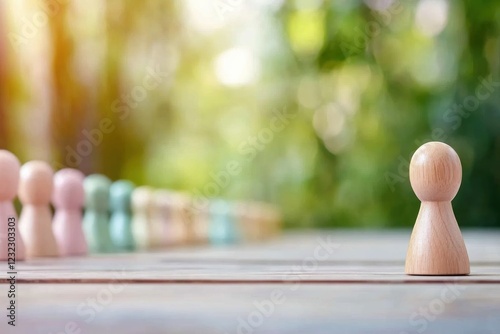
(171, 192), (191, 245)
(131, 186), (155, 250)
(151, 190), (189, 247)
(405, 141), (470, 275)
(151, 190), (171, 248)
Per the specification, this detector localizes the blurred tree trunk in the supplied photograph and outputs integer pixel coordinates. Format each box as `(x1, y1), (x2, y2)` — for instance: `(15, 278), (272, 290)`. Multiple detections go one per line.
(0, 1), (9, 149)
(47, 0), (89, 172)
(96, 0), (130, 180)
(98, 0), (176, 182)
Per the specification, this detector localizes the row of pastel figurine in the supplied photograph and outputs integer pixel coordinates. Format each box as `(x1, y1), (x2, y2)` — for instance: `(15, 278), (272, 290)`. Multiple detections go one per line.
(84, 174), (281, 253)
(0, 150), (282, 260)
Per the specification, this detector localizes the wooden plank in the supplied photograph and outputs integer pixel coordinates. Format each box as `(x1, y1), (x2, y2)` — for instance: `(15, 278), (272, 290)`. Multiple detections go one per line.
(1, 230), (499, 283)
(1, 283), (499, 334)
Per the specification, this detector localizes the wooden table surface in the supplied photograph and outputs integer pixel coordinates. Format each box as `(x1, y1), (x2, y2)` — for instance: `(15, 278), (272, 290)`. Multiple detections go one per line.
(1, 229), (499, 334)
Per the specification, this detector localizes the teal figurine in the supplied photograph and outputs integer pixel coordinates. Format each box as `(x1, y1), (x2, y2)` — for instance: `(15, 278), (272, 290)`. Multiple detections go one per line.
(109, 180), (135, 251)
(208, 200), (240, 245)
(83, 174), (114, 253)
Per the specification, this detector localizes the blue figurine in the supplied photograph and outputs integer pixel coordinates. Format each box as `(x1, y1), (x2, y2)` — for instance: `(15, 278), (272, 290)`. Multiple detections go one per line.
(83, 174), (114, 253)
(109, 180), (135, 251)
(208, 199), (240, 245)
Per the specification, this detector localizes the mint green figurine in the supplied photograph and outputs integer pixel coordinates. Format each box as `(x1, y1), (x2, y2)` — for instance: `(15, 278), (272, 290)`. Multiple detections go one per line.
(208, 200), (240, 245)
(109, 180), (135, 251)
(83, 174), (114, 253)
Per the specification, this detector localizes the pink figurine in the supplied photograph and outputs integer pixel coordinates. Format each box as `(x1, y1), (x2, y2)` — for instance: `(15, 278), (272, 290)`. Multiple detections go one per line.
(0, 150), (25, 261)
(53, 168), (87, 256)
(18, 161), (59, 258)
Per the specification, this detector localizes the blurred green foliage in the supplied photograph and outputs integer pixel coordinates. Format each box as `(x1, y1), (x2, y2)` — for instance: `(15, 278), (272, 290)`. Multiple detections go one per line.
(0, 0), (499, 228)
